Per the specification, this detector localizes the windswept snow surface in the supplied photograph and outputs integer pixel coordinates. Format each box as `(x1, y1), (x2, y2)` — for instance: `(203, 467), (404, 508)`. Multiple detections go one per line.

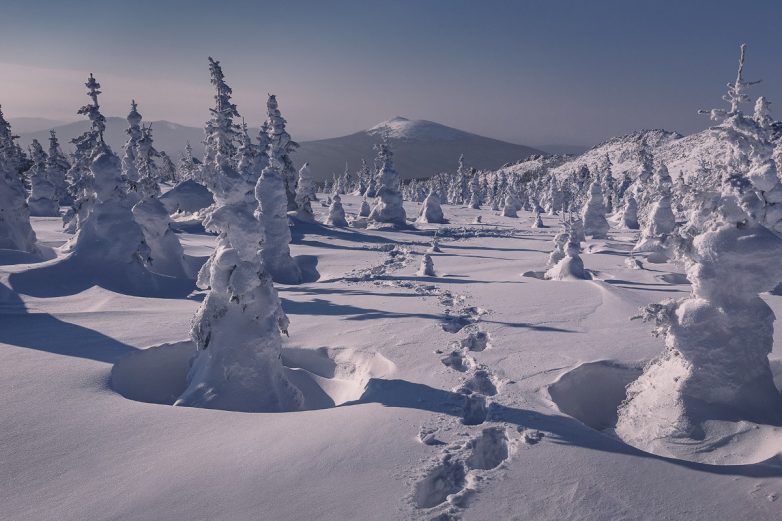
(2, 197), (782, 520)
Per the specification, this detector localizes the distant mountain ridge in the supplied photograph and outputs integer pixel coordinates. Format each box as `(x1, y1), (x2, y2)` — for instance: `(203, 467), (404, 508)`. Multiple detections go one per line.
(16, 115), (544, 179)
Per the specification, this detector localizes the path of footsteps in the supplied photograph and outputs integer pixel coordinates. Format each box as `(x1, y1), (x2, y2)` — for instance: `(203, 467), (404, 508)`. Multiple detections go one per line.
(337, 233), (546, 519)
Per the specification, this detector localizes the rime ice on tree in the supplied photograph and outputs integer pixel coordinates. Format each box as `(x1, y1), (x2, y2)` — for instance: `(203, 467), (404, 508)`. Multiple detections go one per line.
(368, 142), (406, 226)
(581, 179), (610, 238)
(416, 188), (446, 224)
(131, 123), (188, 278)
(26, 139), (60, 217)
(176, 59), (302, 412)
(46, 131), (71, 206)
(618, 44), (782, 455)
(257, 95), (302, 285)
(294, 162), (316, 221)
(0, 107), (38, 252)
(326, 193), (349, 227)
(122, 100), (143, 184)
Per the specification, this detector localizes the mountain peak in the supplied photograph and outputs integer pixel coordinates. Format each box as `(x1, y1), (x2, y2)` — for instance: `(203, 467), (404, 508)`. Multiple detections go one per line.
(367, 117), (470, 141)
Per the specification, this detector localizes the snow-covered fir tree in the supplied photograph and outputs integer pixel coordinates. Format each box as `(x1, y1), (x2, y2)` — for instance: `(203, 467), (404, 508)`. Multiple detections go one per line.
(122, 100), (143, 184)
(131, 125), (187, 278)
(158, 151), (177, 183)
(257, 95), (302, 284)
(581, 179), (610, 238)
(326, 193), (348, 227)
(176, 66), (302, 412)
(0, 108), (38, 252)
(294, 162), (316, 221)
(618, 44), (782, 453)
(45, 130), (71, 205)
(368, 142), (406, 226)
(416, 188), (446, 224)
(26, 139), (59, 216)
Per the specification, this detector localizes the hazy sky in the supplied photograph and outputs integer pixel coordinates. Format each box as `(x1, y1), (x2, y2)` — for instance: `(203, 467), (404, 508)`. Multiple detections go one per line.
(1, 0), (781, 146)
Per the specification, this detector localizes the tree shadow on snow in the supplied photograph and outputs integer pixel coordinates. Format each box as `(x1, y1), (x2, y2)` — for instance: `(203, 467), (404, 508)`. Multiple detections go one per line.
(347, 378), (782, 478)
(0, 283), (136, 363)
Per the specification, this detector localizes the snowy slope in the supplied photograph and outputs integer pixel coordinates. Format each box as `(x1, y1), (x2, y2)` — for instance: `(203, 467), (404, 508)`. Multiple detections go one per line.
(1, 200), (781, 521)
(297, 117), (544, 181)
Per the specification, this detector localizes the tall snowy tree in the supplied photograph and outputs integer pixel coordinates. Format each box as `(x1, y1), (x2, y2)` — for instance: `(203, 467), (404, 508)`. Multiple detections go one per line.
(176, 72), (302, 412)
(257, 95), (302, 284)
(203, 57), (242, 178)
(618, 44), (782, 453)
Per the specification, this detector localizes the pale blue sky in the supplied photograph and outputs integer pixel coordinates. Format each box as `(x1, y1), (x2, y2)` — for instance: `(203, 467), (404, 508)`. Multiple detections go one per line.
(1, 0), (780, 145)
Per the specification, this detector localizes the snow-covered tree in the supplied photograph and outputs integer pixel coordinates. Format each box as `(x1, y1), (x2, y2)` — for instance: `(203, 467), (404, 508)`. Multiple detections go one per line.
(632, 164), (676, 262)
(131, 124), (187, 278)
(158, 151), (177, 183)
(45, 130), (71, 205)
(122, 100), (143, 184)
(177, 142), (201, 182)
(501, 191), (518, 217)
(0, 108), (37, 252)
(417, 253), (435, 276)
(468, 171), (481, 209)
(326, 193), (348, 227)
(203, 57), (242, 177)
(294, 162), (316, 221)
(544, 237), (587, 280)
(26, 139), (59, 216)
(358, 198), (371, 217)
(582, 180), (610, 238)
(754, 96), (773, 129)
(176, 71), (302, 412)
(257, 95), (302, 284)
(416, 188), (446, 224)
(618, 44), (782, 453)
(368, 142), (406, 226)
(622, 195), (639, 229)
(63, 73), (106, 234)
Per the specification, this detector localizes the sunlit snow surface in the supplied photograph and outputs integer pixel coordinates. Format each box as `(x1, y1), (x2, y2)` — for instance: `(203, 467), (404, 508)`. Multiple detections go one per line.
(2, 197), (781, 521)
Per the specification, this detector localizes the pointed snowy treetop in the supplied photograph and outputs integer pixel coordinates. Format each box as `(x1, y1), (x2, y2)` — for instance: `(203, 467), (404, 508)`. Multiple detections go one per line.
(700, 44), (762, 121)
(204, 57), (242, 164)
(127, 99), (142, 128)
(265, 94), (298, 162)
(77, 73), (106, 143)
